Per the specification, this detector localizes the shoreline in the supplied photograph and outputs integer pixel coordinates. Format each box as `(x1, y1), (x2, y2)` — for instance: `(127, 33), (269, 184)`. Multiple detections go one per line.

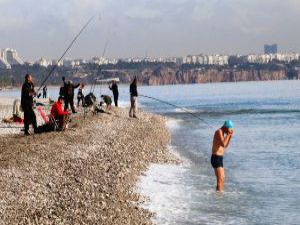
(0, 101), (179, 224)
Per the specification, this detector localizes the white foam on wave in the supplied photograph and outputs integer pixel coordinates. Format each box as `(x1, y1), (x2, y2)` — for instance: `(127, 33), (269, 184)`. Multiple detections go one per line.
(166, 118), (183, 131)
(117, 99), (146, 109)
(136, 161), (247, 225)
(118, 100), (130, 108)
(136, 163), (188, 224)
(167, 145), (191, 167)
(174, 107), (199, 114)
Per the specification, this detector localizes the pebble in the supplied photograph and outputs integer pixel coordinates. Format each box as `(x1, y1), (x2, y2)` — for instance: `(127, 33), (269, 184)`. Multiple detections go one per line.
(0, 106), (179, 224)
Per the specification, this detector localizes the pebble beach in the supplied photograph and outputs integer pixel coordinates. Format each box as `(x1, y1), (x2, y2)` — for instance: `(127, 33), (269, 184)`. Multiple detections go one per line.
(0, 97), (178, 224)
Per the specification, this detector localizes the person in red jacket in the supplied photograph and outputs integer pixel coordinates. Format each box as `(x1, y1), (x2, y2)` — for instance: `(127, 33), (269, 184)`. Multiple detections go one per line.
(51, 96), (69, 130)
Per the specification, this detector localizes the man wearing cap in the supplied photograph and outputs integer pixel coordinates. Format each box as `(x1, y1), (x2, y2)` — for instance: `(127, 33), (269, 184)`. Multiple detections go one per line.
(211, 120), (234, 192)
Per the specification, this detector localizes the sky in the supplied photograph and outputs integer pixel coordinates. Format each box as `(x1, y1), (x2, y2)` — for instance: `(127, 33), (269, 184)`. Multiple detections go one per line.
(0, 0), (300, 61)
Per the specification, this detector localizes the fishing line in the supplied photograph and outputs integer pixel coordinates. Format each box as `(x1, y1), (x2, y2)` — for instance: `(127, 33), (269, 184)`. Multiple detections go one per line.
(89, 39), (109, 94)
(0, 126), (23, 129)
(91, 39), (110, 94)
(37, 16), (95, 94)
(139, 94), (214, 129)
(112, 88), (214, 129)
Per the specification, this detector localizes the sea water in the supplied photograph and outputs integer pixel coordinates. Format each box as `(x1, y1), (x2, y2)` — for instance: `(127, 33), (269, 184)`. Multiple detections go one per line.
(137, 80), (300, 225)
(1, 80), (300, 224)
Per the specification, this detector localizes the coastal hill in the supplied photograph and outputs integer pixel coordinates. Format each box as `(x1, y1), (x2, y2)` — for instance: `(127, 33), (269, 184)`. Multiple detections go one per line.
(0, 61), (300, 87)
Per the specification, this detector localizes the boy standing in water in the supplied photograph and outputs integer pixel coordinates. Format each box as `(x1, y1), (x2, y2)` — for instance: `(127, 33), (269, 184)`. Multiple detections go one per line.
(211, 120), (234, 192)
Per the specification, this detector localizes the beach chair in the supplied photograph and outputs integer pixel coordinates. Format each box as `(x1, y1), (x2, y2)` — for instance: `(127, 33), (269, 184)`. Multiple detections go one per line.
(37, 106), (59, 132)
(48, 114), (59, 131)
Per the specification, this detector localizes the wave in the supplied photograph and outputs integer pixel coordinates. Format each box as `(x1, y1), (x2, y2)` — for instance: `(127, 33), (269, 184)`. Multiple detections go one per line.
(166, 118), (184, 130)
(174, 107), (198, 113)
(165, 108), (300, 117)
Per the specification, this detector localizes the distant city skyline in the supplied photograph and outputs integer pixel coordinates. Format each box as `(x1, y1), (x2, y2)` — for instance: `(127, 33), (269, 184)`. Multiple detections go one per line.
(1, 0), (300, 61)
(2, 47), (299, 70)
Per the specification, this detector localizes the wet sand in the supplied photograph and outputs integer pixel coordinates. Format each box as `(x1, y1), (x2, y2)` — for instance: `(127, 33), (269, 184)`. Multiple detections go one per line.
(0, 99), (178, 224)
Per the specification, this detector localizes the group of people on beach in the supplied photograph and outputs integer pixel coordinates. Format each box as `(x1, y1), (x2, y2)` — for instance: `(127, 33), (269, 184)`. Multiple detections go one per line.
(20, 74), (139, 135)
(11, 73), (233, 192)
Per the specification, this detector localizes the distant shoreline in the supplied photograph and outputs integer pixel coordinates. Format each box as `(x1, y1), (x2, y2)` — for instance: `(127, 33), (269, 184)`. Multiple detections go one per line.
(1, 79), (300, 91)
(1, 61), (300, 87)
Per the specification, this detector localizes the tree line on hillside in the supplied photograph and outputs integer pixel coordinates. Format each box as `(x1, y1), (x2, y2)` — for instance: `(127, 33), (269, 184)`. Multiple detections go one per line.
(0, 59), (300, 87)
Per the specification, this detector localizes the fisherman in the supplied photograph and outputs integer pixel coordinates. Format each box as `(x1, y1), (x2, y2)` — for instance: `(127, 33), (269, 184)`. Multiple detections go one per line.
(77, 83), (85, 107)
(59, 76), (67, 97)
(64, 80), (80, 113)
(43, 85), (47, 98)
(21, 74), (38, 135)
(129, 77), (138, 118)
(51, 96), (69, 130)
(211, 120), (234, 192)
(109, 80), (119, 107)
(101, 95), (112, 110)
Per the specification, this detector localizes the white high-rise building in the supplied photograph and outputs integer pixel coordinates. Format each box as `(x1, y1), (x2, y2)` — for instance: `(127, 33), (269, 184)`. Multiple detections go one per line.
(52, 59), (63, 67)
(35, 58), (50, 67)
(2, 48), (24, 65)
(183, 54), (229, 65)
(0, 50), (11, 69)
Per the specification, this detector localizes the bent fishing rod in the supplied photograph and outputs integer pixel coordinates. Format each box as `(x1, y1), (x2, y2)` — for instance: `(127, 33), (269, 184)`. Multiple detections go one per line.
(37, 16), (95, 94)
(139, 94), (214, 129)
(90, 39), (109, 94)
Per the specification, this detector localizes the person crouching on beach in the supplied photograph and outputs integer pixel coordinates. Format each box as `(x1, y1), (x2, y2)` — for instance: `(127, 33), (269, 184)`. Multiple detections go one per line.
(129, 76), (138, 118)
(211, 120), (234, 192)
(101, 95), (112, 110)
(21, 74), (38, 135)
(50, 96), (69, 130)
(2, 99), (24, 124)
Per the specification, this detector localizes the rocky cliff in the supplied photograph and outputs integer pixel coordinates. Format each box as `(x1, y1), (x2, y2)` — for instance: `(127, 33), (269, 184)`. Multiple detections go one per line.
(2, 64), (296, 87)
(136, 67), (288, 85)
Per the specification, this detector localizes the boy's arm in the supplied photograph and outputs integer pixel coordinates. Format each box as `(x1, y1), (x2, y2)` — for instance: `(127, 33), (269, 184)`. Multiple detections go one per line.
(218, 130), (232, 148)
(225, 133), (233, 148)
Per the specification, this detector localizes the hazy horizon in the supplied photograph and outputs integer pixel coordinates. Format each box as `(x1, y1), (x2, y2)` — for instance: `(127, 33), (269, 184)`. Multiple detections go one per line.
(1, 0), (300, 61)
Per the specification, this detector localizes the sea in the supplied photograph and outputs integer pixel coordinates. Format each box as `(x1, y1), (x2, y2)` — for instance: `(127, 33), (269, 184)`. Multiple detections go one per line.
(136, 80), (300, 225)
(1, 80), (299, 225)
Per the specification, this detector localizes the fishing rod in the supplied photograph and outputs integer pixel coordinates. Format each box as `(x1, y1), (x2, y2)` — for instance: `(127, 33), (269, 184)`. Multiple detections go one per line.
(37, 16), (95, 94)
(139, 94), (214, 129)
(90, 39), (109, 94)
(0, 126), (23, 129)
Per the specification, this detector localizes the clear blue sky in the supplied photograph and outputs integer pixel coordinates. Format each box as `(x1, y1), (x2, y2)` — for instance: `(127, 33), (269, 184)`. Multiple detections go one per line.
(1, 0), (300, 61)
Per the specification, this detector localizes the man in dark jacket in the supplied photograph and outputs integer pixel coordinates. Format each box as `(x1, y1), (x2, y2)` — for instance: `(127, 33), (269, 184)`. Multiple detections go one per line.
(109, 80), (119, 107)
(64, 80), (80, 113)
(21, 74), (38, 135)
(59, 76), (67, 97)
(129, 76), (138, 118)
